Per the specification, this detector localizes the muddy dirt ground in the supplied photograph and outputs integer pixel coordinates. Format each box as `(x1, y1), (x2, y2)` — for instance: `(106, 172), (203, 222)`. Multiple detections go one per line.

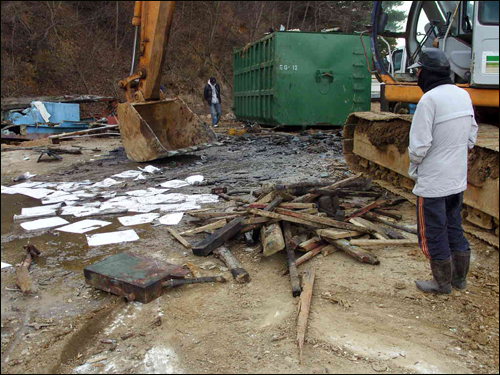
(1, 116), (499, 374)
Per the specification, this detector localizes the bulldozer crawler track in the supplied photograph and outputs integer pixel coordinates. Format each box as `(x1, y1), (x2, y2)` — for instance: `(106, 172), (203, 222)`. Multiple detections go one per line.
(343, 112), (499, 249)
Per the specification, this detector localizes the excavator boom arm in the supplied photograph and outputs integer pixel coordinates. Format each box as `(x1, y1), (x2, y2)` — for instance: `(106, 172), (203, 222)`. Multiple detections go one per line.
(119, 1), (175, 102)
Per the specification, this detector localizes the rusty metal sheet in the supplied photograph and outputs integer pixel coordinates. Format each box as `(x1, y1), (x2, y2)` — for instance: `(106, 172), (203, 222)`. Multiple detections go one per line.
(83, 252), (189, 303)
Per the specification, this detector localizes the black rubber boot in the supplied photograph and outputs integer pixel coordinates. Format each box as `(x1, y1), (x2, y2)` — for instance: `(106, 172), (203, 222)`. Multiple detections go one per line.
(415, 257), (452, 294)
(451, 250), (470, 290)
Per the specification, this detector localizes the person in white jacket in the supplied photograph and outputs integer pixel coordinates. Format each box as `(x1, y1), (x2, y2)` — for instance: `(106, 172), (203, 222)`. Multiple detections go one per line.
(407, 48), (478, 295)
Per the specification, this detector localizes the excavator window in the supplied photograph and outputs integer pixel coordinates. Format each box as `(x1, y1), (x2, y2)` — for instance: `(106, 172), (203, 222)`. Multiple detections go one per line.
(478, 1), (499, 25)
(461, 1), (474, 32)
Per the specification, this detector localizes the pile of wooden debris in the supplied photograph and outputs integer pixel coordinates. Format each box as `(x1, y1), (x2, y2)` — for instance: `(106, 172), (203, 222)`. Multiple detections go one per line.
(168, 173), (419, 295)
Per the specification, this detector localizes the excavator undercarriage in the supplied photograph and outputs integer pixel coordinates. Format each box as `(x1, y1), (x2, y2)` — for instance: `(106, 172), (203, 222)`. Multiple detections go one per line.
(343, 112), (499, 248)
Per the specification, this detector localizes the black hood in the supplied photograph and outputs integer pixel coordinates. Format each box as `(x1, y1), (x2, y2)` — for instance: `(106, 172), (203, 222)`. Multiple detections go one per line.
(418, 67), (454, 93)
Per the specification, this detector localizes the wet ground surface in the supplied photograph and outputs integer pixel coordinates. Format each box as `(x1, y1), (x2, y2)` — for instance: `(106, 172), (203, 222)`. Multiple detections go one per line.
(1, 121), (499, 374)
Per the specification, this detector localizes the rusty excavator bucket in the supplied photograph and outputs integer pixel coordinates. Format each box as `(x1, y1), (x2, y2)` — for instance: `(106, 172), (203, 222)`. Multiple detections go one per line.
(117, 97), (217, 162)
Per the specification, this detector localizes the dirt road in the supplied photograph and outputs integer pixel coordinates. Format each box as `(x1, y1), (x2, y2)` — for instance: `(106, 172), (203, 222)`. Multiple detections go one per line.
(1, 119), (498, 374)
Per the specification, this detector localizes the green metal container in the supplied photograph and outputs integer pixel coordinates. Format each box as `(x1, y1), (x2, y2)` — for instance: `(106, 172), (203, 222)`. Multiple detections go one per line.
(233, 32), (372, 127)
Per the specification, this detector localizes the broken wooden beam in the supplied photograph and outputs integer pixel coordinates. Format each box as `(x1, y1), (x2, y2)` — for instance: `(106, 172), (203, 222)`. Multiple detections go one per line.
(279, 203), (317, 210)
(217, 193), (253, 205)
(48, 124), (118, 140)
(326, 239), (380, 265)
(261, 223), (286, 256)
(316, 229), (364, 241)
(192, 217), (245, 256)
(187, 211), (245, 219)
(349, 239), (418, 247)
(272, 209), (375, 234)
(298, 237), (327, 252)
(248, 208), (328, 229)
(162, 276), (226, 288)
(180, 219), (227, 236)
(213, 246), (250, 283)
(349, 217), (390, 240)
(166, 228), (192, 249)
(283, 222), (302, 297)
(344, 199), (387, 222)
(362, 212), (418, 235)
(292, 173), (365, 203)
(295, 244), (327, 268)
(297, 266), (316, 364)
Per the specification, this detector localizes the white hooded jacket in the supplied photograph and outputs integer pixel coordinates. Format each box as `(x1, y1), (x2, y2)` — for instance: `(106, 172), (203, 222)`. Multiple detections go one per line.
(408, 84), (478, 198)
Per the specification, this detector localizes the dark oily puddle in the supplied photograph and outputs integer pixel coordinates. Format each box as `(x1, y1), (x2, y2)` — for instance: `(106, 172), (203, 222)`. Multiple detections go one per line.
(1, 194), (164, 273)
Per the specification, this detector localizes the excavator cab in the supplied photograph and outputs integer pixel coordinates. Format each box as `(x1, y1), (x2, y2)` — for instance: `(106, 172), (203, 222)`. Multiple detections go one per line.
(117, 1), (216, 162)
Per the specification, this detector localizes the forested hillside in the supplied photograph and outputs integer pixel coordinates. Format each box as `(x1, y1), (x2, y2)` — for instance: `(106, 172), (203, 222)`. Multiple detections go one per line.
(1, 1), (375, 114)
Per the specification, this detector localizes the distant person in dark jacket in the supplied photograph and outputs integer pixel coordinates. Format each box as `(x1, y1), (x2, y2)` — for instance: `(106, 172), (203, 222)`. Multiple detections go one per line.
(204, 77), (222, 126)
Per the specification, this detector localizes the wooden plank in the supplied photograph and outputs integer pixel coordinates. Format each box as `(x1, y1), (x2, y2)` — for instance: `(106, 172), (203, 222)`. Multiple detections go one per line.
(166, 228), (191, 249)
(261, 223), (286, 256)
(298, 237), (327, 252)
(248, 208), (328, 229)
(273, 209), (375, 234)
(349, 217), (389, 239)
(316, 229), (364, 240)
(264, 196), (284, 210)
(297, 266), (316, 364)
(48, 124), (118, 139)
(188, 211), (245, 219)
(255, 191), (277, 204)
(344, 199), (387, 221)
(292, 173), (364, 203)
(180, 219), (227, 236)
(350, 239), (418, 247)
(327, 239), (380, 265)
(275, 207), (318, 216)
(321, 244), (338, 257)
(242, 217), (271, 226)
(295, 244), (327, 267)
(213, 246), (250, 283)
(283, 222), (302, 297)
(279, 203), (317, 209)
(192, 217), (245, 256)
(363, 212), (418, 235)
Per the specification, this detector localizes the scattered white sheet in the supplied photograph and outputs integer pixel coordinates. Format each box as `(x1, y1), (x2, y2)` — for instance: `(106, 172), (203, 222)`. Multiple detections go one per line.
(86, 229), (139, 246)
(20, 217), (69, 231)
(1, 186), (55, 199)
(136, 193), (186, 205)
(158, 202), (201, 213)
(118, 213), (160, 226)
(60, 205), (101, 217)
(185, 175), (204, 185)
(1, 262), (12, 269)
(134, 174), (146, 180)
(11, 181), (44, 189)
(16, 203), (62, 219)
(42, 192), (80, 205)
(91, 178), (121, 188)
(158, 212), (184, 225)
(112, 170), (144, 179)
(125, 188), (169, 197)
(139, 165), (161, 174)
(56, 219), (112, 234)
(159, 180), (190, 189)
(185, 194), (220, 204)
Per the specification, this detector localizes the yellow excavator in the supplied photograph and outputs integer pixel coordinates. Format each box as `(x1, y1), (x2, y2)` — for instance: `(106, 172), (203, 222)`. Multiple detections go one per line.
(343, 1), (499, 247)
(117, 1), (216, 162)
